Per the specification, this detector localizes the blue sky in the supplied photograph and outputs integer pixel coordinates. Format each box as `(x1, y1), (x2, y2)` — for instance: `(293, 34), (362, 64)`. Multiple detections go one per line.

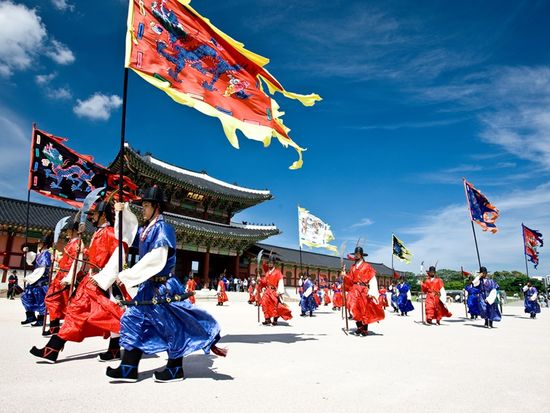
(1, 0), (549, 275)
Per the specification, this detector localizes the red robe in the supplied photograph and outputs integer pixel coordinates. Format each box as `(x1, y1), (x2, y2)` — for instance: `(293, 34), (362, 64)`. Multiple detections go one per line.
(45, 237), (82, 320)
(323, 287), (331, 305)
(332, 284), (343, 308)
(344, 261), (385, 325)
(248, 283), (256, 303)
(58, 225), (125, 343)
(259, 268), (292, 320)
(421, 277), (452, 322)
(217, 280), (228, 303)
(378, 288), (388, 309)
(186, 279), (197, 304)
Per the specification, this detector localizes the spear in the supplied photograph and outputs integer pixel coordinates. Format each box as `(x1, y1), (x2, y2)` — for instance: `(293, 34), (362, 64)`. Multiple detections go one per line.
(42, 215), (71, 334)
(420, 261), (425, 324)
(69, 187), (105, 297)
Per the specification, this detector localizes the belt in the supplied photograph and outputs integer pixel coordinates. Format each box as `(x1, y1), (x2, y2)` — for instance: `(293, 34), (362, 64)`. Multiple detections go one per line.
(152, 275), (171, 283)
(268, 286), (277, 291)
(354, 282), (369, 287)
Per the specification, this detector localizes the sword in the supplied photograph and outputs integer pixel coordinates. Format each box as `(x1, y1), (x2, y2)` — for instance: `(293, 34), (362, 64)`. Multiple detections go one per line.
(340, 241), (349, 333)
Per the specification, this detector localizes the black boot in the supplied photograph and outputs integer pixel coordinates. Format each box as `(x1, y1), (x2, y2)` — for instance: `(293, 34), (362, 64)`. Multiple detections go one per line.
(98, 337), (121, 362)
(42, 318), (61, 336)
(106, 348), (142, 383)
(262, 318), (272, 325)
(359, 324), (369, 336)
(30, 335), (65, 363)
(353, 321), (363, 335)
(489, 320), (493, 329)
(21, 311), (36, 326)
(300, 312), (307, 317)
(31, 314), (44, 327)
(309, 311), (314, 317)
(272, 317), (279, 326)
(154, 357), (184, 383)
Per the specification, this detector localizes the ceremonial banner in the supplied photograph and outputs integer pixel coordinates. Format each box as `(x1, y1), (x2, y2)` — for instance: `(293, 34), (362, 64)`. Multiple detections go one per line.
(28, 127), (138, 208)
(522, 224), (544, 269)
(392, 234), (412, 264)
(125, 0), (321, 169)
(463, 179), (500, 233)
(298, 207), (338, 253)
(461, 267), (471, 277)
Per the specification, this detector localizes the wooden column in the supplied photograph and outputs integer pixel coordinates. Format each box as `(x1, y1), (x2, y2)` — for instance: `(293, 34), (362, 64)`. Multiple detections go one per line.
(1, 231), (15, 283)
(234, 254), (240, 279)
(202, 250), (210, 289)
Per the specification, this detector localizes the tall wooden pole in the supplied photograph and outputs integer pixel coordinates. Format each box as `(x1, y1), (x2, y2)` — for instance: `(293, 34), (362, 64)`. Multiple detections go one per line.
(117, 68), (129, 273)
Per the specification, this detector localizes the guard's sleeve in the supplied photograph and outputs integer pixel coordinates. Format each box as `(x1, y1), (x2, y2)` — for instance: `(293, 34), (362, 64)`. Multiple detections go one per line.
(440, 286), (447, 303)
(26, 267), (46, 285)
(26, 251), (37, 266)
(118, 246), (168, 288)
(522, 285), (528, 292)
(472, 275), (481, 287)
(486, 288), (497, 305)
(114, 203), (139, 246)
(368, 276), (379, 298)
(303, 285), (313, 297)
(407, 290), (412, 300)
(217, 283), (221, 293)
(277, 277), (285, 295)
(61, 250), (84, 285)
(92, 247), (125, 291)
(530, 292), (538, 301)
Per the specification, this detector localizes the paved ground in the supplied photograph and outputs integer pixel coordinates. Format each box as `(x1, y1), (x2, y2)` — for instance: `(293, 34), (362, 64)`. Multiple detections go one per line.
(0, 292), (548, 412)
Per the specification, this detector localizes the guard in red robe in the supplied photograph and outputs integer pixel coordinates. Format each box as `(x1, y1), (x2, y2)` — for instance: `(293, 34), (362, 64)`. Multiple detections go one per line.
(43, 222), (84, 336)
(421, 266), (452, 325)
(259, 256), (292, 325)
(332, 281), (343, 310)
(186, 273), (197, 304)
(217, 278), (229, 305)
(342, 247), (385, 336)
(30, 200), (135, 363)
(378, 287), (389, 309)
(248, 278), (256, 304)
(323, 287), (331, 306)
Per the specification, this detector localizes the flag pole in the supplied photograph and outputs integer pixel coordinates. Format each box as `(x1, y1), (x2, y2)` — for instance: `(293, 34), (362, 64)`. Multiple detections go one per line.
(117, 68), (129, 273)
(23, 189), (31, 288)
(463, 179), (482, 269)
(521, 224), (530, 278)
(461, 266), (468, 318)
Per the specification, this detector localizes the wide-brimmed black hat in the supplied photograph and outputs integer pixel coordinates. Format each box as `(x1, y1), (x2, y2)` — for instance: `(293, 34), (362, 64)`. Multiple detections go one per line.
(479, 266), (488, 274)
(40, 233), (53, 246)
(354, 246), (368, 257)
(428, 266), (436, 272)
(134, 185), (167, 206)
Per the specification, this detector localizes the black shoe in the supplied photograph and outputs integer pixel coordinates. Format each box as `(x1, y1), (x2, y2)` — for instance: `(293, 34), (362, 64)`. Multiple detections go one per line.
(29, 335), (65, 363)
(300, 313), (307, 317)
(154, 366), (184, 383)
(21, 311), (36, 325)
(98, 337), (121, 362)
(31, 315), (44, 327)
(262, 319), (272, 326)
(106, 365), (138, 382)
(42, 326), (60, 337)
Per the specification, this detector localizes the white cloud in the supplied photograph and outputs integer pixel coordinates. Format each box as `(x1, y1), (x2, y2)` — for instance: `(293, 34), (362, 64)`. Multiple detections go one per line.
(367, 183), (550, 275)
(35, 72), (57, 85)
(45, 39), (75, 65)
(73, 93), (122, 120)
(46, 87), (72, 100)
(51, 0), (74, 11)
(350, 218), (374, 229)
(0, 1), (47, 77)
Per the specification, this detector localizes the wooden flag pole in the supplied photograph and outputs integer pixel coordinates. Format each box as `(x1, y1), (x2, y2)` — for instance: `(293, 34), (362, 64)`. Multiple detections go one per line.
(521, 224), (530, 278)
(117, 68), (129, 274)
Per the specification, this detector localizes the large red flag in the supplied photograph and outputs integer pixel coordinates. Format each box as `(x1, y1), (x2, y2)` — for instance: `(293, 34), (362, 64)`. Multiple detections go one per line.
(125, 0), (321, 169)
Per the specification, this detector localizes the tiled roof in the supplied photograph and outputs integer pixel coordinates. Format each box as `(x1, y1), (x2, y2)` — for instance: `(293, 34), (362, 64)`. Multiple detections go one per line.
(113, 145), (273, 203)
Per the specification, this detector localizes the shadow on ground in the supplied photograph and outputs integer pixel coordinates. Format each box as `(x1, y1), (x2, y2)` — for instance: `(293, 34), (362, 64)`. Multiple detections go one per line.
(219, 333), (324, 345)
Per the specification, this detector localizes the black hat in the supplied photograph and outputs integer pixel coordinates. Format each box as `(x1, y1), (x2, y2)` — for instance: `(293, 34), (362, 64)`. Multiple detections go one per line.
(268, 253), (277, 263)
(479, 266), (488, 274)
(354, 246), (368, 257)
(428, 266), (436, 272)
(70, 221), (79, 231)
(86, 200), (111, 214)
(135, 185), (166, 205)
(41, 233), (53, 246)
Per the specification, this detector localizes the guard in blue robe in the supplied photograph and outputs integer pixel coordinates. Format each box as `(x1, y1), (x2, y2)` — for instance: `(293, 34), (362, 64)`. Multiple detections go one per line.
(474, 267), (501, 328)
(21, 234), (52, 327)
(465, 282), (481, 319)
(396, 280), (414, 316)
(107, 186), (225, 383)
(389, 282), (399, 312)
(300, 277), (316, 317)
(523, 282), (541, 319)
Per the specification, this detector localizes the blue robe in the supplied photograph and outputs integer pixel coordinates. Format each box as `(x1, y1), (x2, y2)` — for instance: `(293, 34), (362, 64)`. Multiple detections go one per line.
(479, 278), (501, 322)
(524, 287), (541, 315)
(465, 284), (481, 316)
(21, 249), (51, 315)
(300, 279), (316, 314)
(120, 215), (221, 359)
(397, 283), (414, 313)
(390, 287), (399, 310)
